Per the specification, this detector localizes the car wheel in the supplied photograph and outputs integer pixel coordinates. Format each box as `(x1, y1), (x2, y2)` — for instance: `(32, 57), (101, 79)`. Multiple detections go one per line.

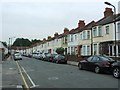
(95, 66), (100, 74)
(78, 63), (83, 70)
(113, 67), (120, 78)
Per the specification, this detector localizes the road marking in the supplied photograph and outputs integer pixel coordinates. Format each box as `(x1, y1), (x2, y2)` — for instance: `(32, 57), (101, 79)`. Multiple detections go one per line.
(21, 66), (39, 88)
(16, 61), (29, 90)
(48, 77), (59, 80)
(16, 85), (23, 88)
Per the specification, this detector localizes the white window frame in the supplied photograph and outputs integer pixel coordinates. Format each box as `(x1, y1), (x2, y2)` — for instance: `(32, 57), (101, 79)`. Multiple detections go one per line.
(83, 31), (86, 39)
(98, 26), (102, 36)
(92, 27), (97, 37)
(106, 25), (109, 34)
(71, 34), (73, 42)
(118, 23), (120, 33)
(87, 45), (90, 55)
(80, 33), (82, 40)
(87, 31), (90, 39)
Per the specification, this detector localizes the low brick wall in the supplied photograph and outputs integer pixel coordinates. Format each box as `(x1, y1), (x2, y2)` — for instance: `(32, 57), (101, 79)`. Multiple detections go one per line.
(65, 55), (91, 62)
(109, 57), (120, 61)
(66, 55), (120, 61)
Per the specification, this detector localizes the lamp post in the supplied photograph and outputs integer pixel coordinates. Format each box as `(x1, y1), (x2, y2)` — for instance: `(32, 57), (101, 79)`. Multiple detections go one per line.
(104, 2), (117, 61)
(9, 37), (15, 54)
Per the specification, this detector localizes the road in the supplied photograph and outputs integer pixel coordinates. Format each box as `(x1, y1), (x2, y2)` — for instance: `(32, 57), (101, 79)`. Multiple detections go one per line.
(2, 56), (120, 89)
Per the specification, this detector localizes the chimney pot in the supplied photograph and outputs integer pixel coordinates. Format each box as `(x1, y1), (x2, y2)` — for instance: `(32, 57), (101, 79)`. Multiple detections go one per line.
(54, 32), (59, 37)
(104, 8), (113, 17)
(47, 36), (52, 40)
(64, 28), (69, 34)
(43, 38), (46, 41)
(78, 20), (85, 28)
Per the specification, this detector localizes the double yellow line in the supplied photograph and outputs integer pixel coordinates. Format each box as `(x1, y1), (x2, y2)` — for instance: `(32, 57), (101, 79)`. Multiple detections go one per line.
(16, 61), (29, 90)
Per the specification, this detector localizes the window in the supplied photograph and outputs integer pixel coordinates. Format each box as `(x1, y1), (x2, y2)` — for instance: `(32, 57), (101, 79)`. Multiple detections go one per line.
(93, 44), (97, 55)
(71, 35), (73, 42)
(80, 33), (82, 40)
(71, 47), (75, 55)
(106, 26), (109, 34)
(68, 47), (70, 54)
(118, 23), (120, 33)
(98, 26), (102, 36)
(48, 43), (49, 46)
(87, 56), (93, 62)
(118, 45), (120, 56)
(87, 31), (90, 39)
(83, 46), (86, 55)
(87, 46), (90, 55)
(92, 56), (99, 62)
(92, 27), (97, 37)
(65, 36), (67, 43)
(83, 31), (86, 39)
(75, 35), (77, 40)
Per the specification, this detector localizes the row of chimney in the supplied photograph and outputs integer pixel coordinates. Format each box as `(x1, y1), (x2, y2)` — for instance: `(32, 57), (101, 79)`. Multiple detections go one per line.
(44, 8), (113, 41)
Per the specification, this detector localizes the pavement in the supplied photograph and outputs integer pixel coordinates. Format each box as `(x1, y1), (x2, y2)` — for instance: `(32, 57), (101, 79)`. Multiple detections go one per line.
(2, 56), (24, 89)
(67, 60), (78, 66)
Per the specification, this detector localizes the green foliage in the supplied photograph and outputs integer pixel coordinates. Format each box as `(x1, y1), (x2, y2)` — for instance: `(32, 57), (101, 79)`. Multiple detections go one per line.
(12, 38), (31, 47)
(31, 39), (40, 44)
(56, 47), (64, 54)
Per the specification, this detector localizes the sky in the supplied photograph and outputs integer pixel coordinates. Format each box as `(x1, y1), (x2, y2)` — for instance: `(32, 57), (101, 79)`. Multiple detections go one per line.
(1, 0), (119, 44)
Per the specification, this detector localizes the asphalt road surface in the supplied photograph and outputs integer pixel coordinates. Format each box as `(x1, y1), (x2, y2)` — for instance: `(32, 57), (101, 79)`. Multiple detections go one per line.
(2, 56), (120, 89)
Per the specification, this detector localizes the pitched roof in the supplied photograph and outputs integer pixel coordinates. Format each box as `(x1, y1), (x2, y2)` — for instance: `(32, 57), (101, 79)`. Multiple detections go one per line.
(95, 14), (120, 26)
(69, 21), (95, 34)
(116, 13), (120, 21)
(78, 21), (95, 31)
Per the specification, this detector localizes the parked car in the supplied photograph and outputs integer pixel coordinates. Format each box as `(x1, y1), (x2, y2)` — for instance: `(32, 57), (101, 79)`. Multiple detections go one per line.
(53, 54), (67, 64)
(32, 52), (42, 59)
(42, 53), (48, 60)
(44, 54), (57, 62)
(78, 55), (115, 73)
(111, 61), (120, 78)
(14, 53), (22, 61)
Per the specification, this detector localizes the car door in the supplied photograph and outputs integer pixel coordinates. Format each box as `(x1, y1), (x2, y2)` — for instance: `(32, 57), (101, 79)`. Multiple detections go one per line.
(88, 56), (99, 71)
(84, 56), (93, 70)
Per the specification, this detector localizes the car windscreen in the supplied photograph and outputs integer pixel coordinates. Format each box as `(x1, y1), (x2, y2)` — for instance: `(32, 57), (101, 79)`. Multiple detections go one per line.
(58, 55), (65, 59)
(100, 56), (115, 61)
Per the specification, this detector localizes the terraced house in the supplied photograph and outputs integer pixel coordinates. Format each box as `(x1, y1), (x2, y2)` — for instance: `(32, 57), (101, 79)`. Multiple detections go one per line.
(24, 7), (120, 61)
(92, 8), (120, 57)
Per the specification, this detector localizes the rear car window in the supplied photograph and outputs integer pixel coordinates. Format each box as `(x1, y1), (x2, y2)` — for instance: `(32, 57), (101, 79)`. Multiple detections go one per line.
(100, 56), (115, 61)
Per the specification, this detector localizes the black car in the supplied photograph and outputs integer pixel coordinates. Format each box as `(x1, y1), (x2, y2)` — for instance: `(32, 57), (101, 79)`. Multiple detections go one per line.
(53, 54), (67, 64)
(78, 55), (115, 73)
(111, 61), (120, 78)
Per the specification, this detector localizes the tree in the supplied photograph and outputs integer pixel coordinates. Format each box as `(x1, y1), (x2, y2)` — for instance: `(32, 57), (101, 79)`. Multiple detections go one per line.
(31, 39), (40, 44)
(56, 47), (64, 54)
(12, 38), (31, 47)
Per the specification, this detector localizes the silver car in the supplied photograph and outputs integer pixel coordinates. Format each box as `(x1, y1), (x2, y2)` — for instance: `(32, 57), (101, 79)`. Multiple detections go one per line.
(14, 53), (22, 60)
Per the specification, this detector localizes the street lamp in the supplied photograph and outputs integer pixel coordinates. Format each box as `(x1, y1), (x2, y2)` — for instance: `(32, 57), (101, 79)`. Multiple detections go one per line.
(104, 2), (117, 61)
(8, 37), (15, 54)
